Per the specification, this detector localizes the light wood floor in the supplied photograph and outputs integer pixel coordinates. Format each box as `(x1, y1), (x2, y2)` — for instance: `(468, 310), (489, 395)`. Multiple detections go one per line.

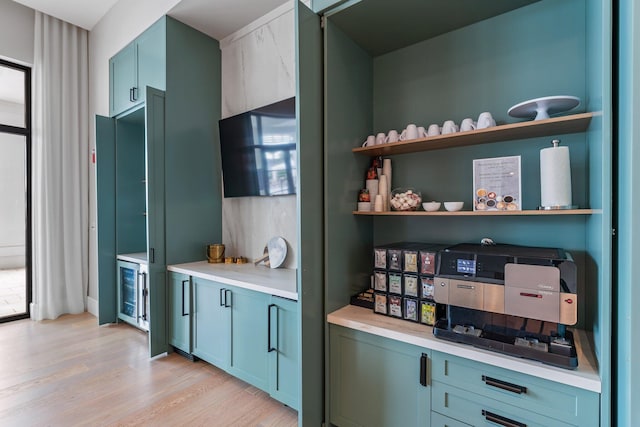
(0, 312), (298, 426)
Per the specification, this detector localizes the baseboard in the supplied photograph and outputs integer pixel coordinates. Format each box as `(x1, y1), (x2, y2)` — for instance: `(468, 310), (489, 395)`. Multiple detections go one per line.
(87, 297), (98, 317)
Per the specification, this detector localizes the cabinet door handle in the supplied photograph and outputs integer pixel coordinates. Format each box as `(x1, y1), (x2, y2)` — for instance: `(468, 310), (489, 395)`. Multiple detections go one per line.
(482, 410), (526, 427)
(132, 86), (138, 101)
(419, 353), (428, 386)
(219, 288), (225, 306)
(225, 289), (232, 308)
(181, 279), (189, 316)
(129, 87), (134, 102)
(267, 304), (277, 352)
(149, 248), (155, 264)
(140, 272), (148, 321)
(482, 375), (527, 394)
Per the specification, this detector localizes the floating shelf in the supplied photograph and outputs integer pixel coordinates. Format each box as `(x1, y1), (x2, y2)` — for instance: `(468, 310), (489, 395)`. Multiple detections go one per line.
(353, 209), (597, 216)
(352, 112), (595, 156)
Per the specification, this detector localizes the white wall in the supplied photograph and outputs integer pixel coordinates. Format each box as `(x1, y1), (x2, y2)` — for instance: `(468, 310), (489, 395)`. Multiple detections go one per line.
(0, 0), (34, 65)
(220, 3), (297, 269)
(87, 0), (181, 303)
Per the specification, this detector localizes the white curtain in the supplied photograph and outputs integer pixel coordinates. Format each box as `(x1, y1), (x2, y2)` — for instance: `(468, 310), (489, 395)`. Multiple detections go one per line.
(31, 12), (89, 320)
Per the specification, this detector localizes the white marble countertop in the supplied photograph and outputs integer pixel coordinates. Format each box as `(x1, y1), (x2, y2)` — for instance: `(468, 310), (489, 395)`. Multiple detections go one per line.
(117, 252), (148, 264)
(167, 261), (297, 301)
(328, 305), (601, 393)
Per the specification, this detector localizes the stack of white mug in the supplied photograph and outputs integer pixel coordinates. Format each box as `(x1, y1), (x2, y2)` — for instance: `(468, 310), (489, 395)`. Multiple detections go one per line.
(361, 112), (497, 147)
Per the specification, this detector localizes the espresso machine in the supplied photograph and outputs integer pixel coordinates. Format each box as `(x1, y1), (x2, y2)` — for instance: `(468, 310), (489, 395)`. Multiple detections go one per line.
(432, 242), (579, 369)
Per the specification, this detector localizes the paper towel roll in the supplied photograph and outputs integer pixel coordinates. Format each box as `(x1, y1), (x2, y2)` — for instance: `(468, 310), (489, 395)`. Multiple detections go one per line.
(540, 140), (572, 208)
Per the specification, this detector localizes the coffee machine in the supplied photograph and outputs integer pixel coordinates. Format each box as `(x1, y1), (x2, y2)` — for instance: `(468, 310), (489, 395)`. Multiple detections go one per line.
(432, 242), (579, 369)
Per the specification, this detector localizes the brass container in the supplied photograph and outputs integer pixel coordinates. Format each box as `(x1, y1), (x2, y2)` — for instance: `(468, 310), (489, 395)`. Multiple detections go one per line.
(206, 244), (225, 263)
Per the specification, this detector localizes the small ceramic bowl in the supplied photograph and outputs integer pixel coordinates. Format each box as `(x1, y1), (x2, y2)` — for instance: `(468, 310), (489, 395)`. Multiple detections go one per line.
(422, 201), (441, 212)
(444, 201), (464, 212)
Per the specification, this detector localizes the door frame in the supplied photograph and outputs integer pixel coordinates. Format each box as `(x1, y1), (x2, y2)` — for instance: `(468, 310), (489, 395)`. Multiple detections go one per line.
(0, 57), (32, 322)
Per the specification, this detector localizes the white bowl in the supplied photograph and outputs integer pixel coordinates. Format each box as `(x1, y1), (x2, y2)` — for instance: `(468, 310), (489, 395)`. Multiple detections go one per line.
(444, 201), (464, 212)
(422, 201), (441, 212)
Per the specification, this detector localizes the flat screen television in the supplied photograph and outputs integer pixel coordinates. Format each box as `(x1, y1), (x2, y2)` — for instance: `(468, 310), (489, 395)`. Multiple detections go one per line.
(219, 97), (297, 197)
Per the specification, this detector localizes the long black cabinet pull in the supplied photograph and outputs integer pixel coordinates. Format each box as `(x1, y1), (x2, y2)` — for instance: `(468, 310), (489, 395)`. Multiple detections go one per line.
(482, 410), (526, 427)
(419, 353), (428, 386)
(129, 87), (134, 102)
(267, 304), (277, 352)
(482, 375), (527, 394)
(141, 272), (148, 321)
(181, 279), (189, 316)
(225, 289), (232, 308)
(219, 288), (225, 306)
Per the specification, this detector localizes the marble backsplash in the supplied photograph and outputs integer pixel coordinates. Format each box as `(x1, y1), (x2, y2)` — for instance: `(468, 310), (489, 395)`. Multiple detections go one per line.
(220, 4), (298, 269)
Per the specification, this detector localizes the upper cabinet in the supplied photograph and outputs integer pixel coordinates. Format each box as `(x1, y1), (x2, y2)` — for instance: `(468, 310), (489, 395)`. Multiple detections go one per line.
(109, 19), (167, 117)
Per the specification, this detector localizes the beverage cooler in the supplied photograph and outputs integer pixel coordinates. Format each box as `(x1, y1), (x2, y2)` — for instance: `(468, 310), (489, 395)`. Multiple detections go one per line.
(116, 253), (149, 331)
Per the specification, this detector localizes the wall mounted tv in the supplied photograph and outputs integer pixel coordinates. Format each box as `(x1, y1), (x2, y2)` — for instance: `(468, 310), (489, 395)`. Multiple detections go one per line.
(219, 97), (297, 197)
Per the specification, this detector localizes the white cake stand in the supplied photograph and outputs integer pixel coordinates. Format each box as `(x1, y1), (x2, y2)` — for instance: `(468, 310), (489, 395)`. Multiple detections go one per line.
(508, 95), (581, 121)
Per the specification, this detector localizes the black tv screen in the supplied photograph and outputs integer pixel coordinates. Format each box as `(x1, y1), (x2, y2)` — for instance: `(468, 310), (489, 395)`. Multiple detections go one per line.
(219, 97), (297, 197)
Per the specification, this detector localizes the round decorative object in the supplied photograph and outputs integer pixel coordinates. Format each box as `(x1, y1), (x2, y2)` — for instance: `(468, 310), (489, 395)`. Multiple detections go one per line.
(390, 188), (422, 211)
(267, 236), (287, 268)
(508, 95), (580, 121)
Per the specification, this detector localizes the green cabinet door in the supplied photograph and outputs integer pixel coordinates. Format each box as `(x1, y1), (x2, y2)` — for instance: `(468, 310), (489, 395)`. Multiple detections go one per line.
(168, 272), (190, 353)
(268, 296), (299, 410)
(329, 325), (430, 427)
(109, 42), (137, 117)
(228, 287), (270, 390)
(95, 115), (117, 325)
(136, 17), (166, 106)
(192, 277), (230, 367)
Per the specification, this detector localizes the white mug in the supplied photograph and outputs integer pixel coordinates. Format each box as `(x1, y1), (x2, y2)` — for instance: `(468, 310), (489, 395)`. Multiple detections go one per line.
(375, 132), (386, 145)
(386, 129), (399, 143)
(477, 112), (496, 129)
(400, 124), (419, 141)
(460, 118), (477, 132)
(442, 120), (459, 134)
(427, 124), (441, 136)
(362, 134), (376, 147)
(417, 126), (428, 138)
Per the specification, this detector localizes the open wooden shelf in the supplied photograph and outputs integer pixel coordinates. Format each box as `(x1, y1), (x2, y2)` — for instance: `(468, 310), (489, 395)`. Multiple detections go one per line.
(352, 112), (595, 156)
(353, 209), (598, 216)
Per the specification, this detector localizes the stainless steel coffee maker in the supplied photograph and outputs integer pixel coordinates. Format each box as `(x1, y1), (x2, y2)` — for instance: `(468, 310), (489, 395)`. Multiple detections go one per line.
(432, 242), (579, 369)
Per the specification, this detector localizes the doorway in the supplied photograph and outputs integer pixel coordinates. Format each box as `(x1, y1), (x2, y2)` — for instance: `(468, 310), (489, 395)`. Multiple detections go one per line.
(0, 58), (31, 322)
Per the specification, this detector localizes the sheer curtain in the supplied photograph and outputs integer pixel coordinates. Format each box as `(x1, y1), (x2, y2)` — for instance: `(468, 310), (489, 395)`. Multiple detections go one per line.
(31, 12), (89, 320)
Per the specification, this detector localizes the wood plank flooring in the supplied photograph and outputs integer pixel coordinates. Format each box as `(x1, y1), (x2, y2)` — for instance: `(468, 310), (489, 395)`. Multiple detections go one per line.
(0, 312), (298, 426)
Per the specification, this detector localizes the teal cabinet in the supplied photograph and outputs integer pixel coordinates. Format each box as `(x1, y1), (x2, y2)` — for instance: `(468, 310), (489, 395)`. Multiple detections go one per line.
(431, 351), (599, 427)
(329, 324), (430, 427)
(268, 296), (299, 410)
(97, 15), (221, 358)
(321, 0), (611, 424)
(228, 286), (270, 390)
(109, 42), (136, 116)
(109, 18), (166, 117)
(192, 277), (230, 367)
(168, 271), (191, 354)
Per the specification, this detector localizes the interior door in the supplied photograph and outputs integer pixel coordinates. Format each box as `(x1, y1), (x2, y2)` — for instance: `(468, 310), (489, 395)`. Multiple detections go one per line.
(95, 114), (117, 325)
(145, 87), (167, 357)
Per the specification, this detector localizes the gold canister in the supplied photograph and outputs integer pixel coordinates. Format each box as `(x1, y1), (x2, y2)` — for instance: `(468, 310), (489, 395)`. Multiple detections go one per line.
(206, 244), (225, 263)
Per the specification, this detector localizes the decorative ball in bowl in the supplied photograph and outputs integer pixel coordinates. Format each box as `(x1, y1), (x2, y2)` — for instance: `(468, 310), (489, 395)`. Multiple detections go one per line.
(390, 188), (422, 211)
(444, 201), (464, 212)
(422, 201), (441, 212)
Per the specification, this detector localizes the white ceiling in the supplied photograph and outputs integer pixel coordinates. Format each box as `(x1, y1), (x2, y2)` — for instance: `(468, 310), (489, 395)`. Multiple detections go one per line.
(11, 0), (290, 40)
(11, 0), (120, 31)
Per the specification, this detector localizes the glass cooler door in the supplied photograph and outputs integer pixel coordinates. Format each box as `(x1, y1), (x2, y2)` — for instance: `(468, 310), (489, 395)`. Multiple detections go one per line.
(117, 260), (140, 326)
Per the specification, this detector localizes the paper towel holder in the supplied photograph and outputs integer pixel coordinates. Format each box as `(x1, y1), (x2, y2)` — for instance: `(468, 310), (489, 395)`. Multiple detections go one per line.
(538, 139), (578, 210)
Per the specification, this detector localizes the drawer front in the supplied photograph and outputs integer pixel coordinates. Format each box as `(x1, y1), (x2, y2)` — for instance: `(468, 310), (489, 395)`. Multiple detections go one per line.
(431, 411), (471, 427)
(432, 381), (574, 427)
(431, 352), (599, 425)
